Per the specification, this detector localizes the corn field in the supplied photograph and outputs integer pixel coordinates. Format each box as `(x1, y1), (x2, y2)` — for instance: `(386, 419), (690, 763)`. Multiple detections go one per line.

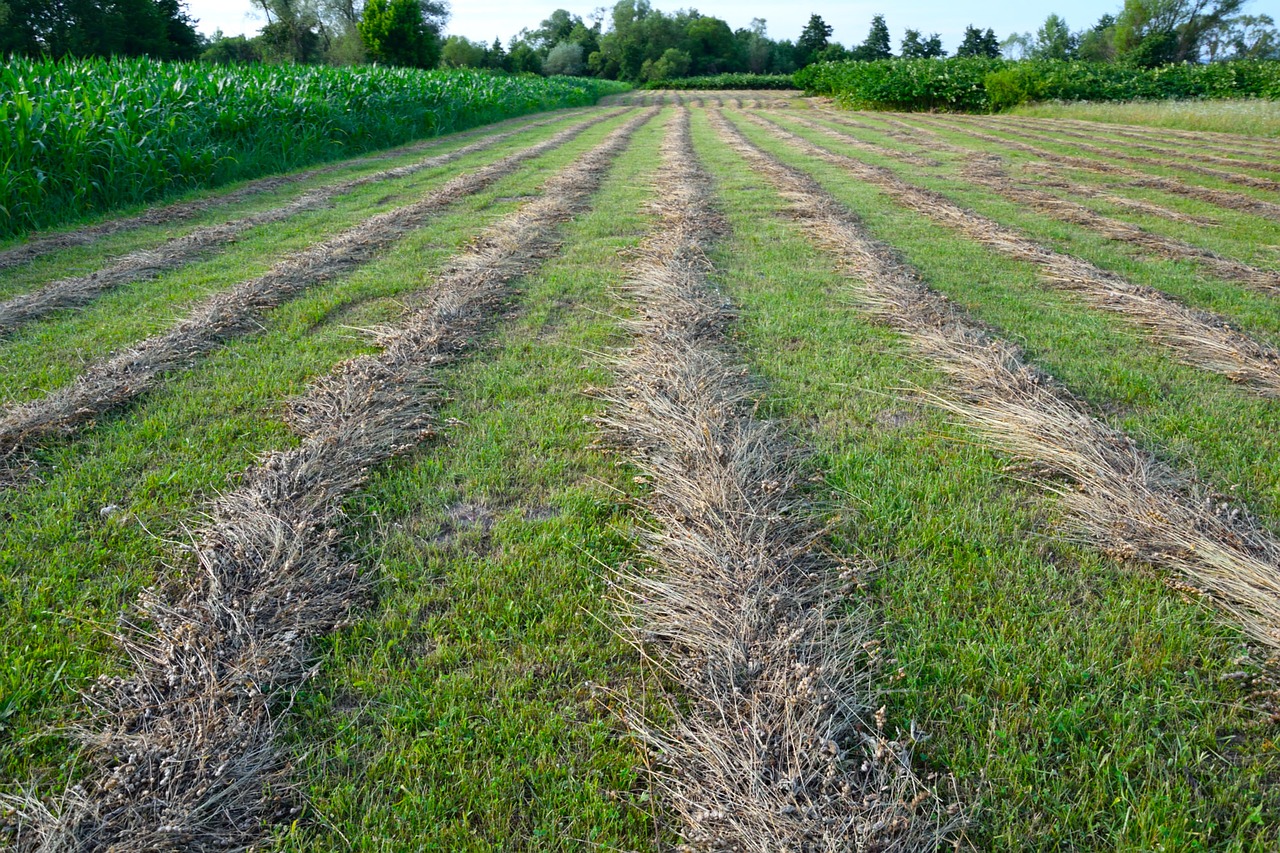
(0, 58), (627, 238)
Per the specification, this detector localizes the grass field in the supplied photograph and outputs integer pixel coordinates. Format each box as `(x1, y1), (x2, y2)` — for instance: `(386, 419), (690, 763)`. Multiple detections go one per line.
(2, 91), (1280, 850)
(1011, 98), (1280, 138)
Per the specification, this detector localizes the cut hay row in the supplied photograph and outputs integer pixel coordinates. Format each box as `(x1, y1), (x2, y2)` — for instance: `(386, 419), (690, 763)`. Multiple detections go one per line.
(6, 108), (654, 853)
(972, 116), (1280, 192)
(0, 109), (623, 481)
(743, 112), (1280, 395)
(987, 116), (1280, 175)
(1021, 115), (1280, 160)
(958, 159), (1280, 294)
(595, 107), (955, 852)
(0, 112), (597, 338)
(863, 113), (1218, 226)
(785, 112), (1280, 294)
(902, 114), (1280, 222)
(709, 107), (1280, 656)
(0, 108), (592, 274)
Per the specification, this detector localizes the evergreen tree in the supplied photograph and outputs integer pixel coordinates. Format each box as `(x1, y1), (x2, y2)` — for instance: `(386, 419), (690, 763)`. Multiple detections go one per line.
(956, 24), (1001, 58)
(796, 13), (832, 66)
(853, 13), (892, 60)
(1032, 13), (1077, 60)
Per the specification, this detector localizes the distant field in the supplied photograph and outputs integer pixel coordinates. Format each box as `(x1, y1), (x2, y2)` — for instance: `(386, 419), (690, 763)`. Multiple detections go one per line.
(3, 94), (1280, 850)
(1011, 97), (1280, 137)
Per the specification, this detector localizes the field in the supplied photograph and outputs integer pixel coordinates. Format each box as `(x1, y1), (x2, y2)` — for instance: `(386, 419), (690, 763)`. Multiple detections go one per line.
(2, 90), (1280, 850)
(1010, 98), (1280, 139)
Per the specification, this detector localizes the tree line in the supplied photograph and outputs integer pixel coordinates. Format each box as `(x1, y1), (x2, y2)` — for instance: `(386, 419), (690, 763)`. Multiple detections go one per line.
(1, 0), (1275, 77)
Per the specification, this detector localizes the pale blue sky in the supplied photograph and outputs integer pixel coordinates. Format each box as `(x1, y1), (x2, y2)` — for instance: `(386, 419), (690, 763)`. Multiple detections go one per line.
(184, 0), (1182, 55)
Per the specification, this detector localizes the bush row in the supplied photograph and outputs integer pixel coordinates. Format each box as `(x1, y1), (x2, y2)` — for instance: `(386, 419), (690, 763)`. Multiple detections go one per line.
(640, 73), (796, 90)
(0, 58), (630, 239)
(795, 57), (1280, 113)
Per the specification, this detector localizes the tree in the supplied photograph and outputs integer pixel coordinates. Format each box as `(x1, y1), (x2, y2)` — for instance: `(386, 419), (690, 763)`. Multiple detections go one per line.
(738, 17), (773, 73)
(685, 14), (737, 73)
(1205, 12), (1280, 59)
(201, 30), (264, 62)
(1, 0), (202, 58)
(641, 46), (690, 80)
(357, 0), (445, 67)
(956, 24), (1001, 58)
(1078, 14), (1118, 61)
(796, 13), (833, 67)
(439, 34), (486, 67)
(850, 14), (891, 61)
(1115, 0), (1245, 64)
(900, 27), (945, 58)
(1001, 31), (1034, 59)
(543, 40), (585, 74)
(508, 39), (543, 73)
(1032, 13), (1077, 60)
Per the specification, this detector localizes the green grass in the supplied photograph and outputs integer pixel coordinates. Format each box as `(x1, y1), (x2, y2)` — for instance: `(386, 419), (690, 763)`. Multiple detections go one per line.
(0, 111), (618, 406)
(1010, 99), (1280, 138)
(690, 107), (1280, 850)
(6, 99), (1280, 850)
(272, 111), (668, 850)
(0, 110), (641, 797)
(728, 111), (1280, 525)
(0, 108), (595, 299)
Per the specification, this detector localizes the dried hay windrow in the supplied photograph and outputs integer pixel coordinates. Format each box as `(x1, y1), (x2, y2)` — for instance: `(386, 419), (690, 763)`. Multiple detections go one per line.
(745, 112), (1280, 397)
(955, 159), (1280, 295)
(988, 115), (1280, 170)
(1029, 116), (1280, 161)
(0, 108), (595, 273)
(973, 116), (1280, 193)
(910, 114), (1280, 221)
(4, 109), (654, 853)
(595, 108), (959, 852)
(711, 106), (1280, 655)
(0, 111), (605, 337)
(869, 115), (1219, 226)
(0, 109), (624, 482)
(983, 114), (1280, 175)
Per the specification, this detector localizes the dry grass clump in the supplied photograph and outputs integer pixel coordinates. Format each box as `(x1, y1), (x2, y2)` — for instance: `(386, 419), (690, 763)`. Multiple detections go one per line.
(596, 109), (959, 851)
(0, 113), (586, 337)
(744, 112), (1280, 396)
(0, 110), (622, 482)
(710, 107), (1280, 652)
(4, 110), (652, 853)
(913, 115), (1280, 221)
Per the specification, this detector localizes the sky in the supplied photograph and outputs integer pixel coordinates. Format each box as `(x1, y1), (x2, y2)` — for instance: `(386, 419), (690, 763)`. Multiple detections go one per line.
(183, 0), (1133, 55)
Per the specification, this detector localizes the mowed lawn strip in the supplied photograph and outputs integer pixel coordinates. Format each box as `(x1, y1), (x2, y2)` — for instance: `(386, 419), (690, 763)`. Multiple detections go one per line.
(719, 111), (1280, 526)
(0, 107), (598, 291)
(272, 112), (668, 852)
(0, 113), (637, 794)
(689, 107), (1280, 850)
(763, 110), (1280, 338)
(0, 111), (624, 406)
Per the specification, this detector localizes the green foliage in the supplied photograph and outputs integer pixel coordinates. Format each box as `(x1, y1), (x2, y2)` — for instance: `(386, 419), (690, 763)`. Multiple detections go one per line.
(544, 41), (586, 76)
(0, 57), (629, 238)
(639, 72), (795, 90)
(796, 55), (1280, 112)
(957, 24), (1002, 58)
(357, 0), (442, 68)
(901, 29), (946, 59)
(797, 57), (1000, 112)
(1033, 14), (1078, 60)
(0, 0), (200, 59)
(851, 14), (893, 62)
(796, 13), (833, 68)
